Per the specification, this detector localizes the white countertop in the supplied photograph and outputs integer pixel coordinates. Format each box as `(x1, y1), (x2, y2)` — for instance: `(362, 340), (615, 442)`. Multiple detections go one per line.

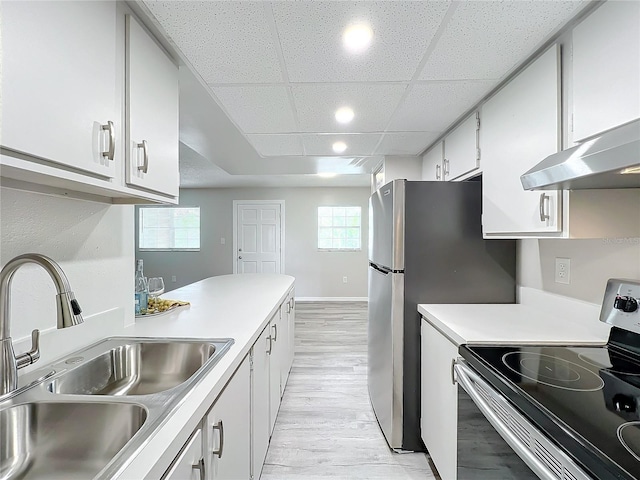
(418, 303), (611, 347)
(115, 273), (294, 479)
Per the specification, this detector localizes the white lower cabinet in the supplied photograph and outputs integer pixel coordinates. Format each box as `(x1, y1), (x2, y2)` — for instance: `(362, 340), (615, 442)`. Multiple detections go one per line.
(165, 293), (295, 480)
(164, 429), (204, 480)
(421, 320), (459, 480)
(205, 356), (251, 480)
(251, 324), (272, 479)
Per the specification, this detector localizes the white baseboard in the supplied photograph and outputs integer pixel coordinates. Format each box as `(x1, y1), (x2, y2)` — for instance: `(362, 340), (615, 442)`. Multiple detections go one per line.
(296, 297), (368, 302)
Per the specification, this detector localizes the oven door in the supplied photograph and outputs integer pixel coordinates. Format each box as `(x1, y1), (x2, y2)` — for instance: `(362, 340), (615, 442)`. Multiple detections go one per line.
(454, 360), (591, 480)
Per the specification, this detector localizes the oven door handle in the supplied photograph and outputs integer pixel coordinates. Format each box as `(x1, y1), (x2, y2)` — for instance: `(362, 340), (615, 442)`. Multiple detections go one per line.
(454, 360), (561, 480)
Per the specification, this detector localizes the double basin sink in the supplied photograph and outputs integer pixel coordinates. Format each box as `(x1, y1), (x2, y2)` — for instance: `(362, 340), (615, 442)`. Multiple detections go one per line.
(0, 337), (234, 480)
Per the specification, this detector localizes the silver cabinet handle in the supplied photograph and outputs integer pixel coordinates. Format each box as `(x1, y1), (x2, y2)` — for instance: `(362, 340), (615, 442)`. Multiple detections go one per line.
(267, 334), (272, 355)
(137, 140), (149, 173)
(101, 121), (115, 161)
(192, 458), (205, 480)
(211, 420), (224, 458)
(539, 193), (550, 222)
(435, 164), (441, 180)
(272, 324), (278, 341)
(443, 158), (450, 177)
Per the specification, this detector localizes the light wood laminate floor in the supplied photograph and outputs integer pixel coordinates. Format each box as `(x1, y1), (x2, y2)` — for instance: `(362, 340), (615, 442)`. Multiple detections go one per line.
(261, 302), (440, 480)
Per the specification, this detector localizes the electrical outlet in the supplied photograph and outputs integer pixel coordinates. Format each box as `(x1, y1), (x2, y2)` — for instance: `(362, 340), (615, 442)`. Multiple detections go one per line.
(220, 237), (226, 245)
(343, 276), (348, 284)
(555, 258), (570, 285)
(171, 275), (177, 283)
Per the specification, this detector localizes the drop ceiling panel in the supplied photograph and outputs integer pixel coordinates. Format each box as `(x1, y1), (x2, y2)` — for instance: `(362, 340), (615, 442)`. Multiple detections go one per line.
(143, 1), (283, 84)
(247, 134), (304, 157)
(375, 132), (441, 156)
(302, 134), (381, 156)
(272, 1), (451, 83)
(419, 0), (585, 80)
(212, 85), (297, 134)
(388, 81), (493, 133)
(291, 83), (408, 132)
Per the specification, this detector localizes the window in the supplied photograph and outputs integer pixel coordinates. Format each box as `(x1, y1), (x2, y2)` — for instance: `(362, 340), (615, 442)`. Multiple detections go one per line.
(138, 207), (200, 251)
(317, 206), (361, 251)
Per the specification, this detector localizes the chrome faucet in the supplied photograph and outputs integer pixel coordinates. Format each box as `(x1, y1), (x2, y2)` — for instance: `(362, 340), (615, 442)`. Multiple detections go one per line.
(0, 254), (84, 395)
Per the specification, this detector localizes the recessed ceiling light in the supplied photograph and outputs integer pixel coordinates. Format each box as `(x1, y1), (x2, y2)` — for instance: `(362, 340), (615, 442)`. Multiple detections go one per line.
(342, 23), (373, 54)
(335, 107), (355, 124)
(318, 172), (338, 178)
(332, 141), (347, 154)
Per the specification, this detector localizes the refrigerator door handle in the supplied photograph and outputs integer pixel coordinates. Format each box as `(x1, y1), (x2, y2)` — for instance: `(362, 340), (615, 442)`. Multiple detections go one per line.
(370, 263), (391, 275)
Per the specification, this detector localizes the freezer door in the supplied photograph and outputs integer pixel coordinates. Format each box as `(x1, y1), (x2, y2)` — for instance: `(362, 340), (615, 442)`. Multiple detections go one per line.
(368, 264), (404, 449)
(369, 180), (405, 271)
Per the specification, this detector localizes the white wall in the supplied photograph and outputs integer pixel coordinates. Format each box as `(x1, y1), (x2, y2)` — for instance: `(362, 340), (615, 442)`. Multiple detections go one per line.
(136, 187), (370, 298)
(0, 187), (134, 367)
(518, 237), (640, 304)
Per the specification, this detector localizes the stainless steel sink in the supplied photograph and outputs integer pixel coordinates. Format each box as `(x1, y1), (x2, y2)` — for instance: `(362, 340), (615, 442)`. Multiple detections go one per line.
(0, 336), (234, 480)
(0, 402), (146, 480)
(48, 341), (217, 395)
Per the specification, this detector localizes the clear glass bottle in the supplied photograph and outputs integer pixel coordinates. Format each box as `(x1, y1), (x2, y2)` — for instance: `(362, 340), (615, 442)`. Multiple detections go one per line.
(134, 259), (148, 315)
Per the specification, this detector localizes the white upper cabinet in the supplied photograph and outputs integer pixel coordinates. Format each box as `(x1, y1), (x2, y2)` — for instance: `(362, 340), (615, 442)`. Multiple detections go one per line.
(421, 142), (444, 181)
(443, 113), (480, 181)
(126, 15), (180, 197)
(481, 45), (561, 237)
(572, 1), (640, 142)
(1, 1), (118, 179)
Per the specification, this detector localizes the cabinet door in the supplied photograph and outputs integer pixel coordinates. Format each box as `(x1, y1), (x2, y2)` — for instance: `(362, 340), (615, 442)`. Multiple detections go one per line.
(1, 1), (117, 179)
(251, 325), (272, 480)
(269, 312), (283, 434)
(572, 1), (640, 142)
(163, 429), (204, 480)
(421, 321), (459, 480)
(279, 301), (290, 398)
(444, 113), (480, 181)
(287, 292), (296, 376)
(126, 15), (179, 197)
(481, 45), (561, 236)
(421, 142), (444, 181)
(206, 357), (251, 480)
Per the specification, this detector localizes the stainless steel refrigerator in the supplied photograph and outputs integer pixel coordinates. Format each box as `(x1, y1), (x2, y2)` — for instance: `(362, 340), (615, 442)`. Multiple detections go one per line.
(368, 179), (516, 452)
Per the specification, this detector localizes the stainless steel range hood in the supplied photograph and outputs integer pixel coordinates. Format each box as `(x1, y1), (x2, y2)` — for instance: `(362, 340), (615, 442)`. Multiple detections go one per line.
(521, 120), (640, 190)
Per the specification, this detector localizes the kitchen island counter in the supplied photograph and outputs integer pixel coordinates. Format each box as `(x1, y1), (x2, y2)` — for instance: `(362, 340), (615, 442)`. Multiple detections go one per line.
(115, 273), (294, 479)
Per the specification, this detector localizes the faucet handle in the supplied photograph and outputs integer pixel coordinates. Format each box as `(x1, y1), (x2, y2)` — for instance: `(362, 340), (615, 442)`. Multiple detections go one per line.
(16, 329), (41, 369)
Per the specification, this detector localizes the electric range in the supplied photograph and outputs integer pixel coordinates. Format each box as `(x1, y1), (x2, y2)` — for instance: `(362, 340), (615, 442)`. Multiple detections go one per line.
(459, 279), (640, 480)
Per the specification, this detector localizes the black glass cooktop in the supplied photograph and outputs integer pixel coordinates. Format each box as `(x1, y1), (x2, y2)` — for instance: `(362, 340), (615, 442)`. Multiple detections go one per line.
(461, 342), (640, 480)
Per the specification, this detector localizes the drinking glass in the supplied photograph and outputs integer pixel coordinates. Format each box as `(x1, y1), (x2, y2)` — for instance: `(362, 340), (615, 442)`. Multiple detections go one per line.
(148, 277), (165, 298)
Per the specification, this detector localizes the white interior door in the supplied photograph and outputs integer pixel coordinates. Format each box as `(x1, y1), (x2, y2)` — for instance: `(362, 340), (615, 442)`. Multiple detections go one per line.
(234, 201), (284, 274)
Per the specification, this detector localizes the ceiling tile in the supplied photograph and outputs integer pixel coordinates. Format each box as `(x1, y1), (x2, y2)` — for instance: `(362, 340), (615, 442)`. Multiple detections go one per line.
(388, 81), (493, 133)
(143, 1), (283, 83)
(291, 83), (407, 132)
(419, 0), (586, 80)
(247, 134), (304, 157)
(375, 132), (441, 156)
(272, 1), (451, 83)
(302, 134), (382, 156)
(212, 86), (297, 134)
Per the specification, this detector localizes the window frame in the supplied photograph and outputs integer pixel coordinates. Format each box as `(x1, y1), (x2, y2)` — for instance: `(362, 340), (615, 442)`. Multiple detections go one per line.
(138, 206), (201, 252)
(317, 205), (362, 252)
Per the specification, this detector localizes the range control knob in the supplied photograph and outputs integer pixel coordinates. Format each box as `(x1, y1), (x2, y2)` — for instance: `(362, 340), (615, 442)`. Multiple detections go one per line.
(614, 295), (639, 313)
